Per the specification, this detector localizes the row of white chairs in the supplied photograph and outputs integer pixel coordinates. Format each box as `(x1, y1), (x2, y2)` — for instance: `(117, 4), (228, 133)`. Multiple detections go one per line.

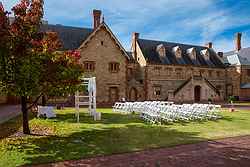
(113, 101), (221, 124)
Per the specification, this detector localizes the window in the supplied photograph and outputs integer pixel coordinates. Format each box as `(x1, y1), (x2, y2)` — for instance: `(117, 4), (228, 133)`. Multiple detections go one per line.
(154, 66), (162, 76)
(187, 47), (196, 60)
(101, 41), (104, 45)
(208, 70), (213, 78)
(216, 85), (222, 90)
(227, 85), (233, 96)
(156, 44), (166, 58)
(109, 62), (120, 73)
(216, 71), (220, 77)
(173, 46), (182, 58)
(128, 68), (133, 76)
(165, 67), (173, 76)
(154, 86), (161, 96)
(176, 68), (183, 79)
(83, 61), (95, 72)
(200, 70), (205, 76)
(247, 69), (250, 76)
(201, 49), (210, 60)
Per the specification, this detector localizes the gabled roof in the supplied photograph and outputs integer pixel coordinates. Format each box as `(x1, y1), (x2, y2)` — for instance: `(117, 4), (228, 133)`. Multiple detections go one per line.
(79, 22), (130, 60)
(126, 51), (135, 62)
(137, 38), (225, 68)
(40, 24), (93, 50)
(174, 76), (220, 96)
(224, 47), (250, 66)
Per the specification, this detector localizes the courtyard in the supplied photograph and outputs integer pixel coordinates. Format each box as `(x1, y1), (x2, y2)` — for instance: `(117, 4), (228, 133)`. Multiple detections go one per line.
(1, 107), (250, 166)
(1, 0), (250, 166)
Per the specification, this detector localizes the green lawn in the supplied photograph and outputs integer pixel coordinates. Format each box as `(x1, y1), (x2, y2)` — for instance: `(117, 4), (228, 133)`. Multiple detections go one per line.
(231, 102), (250, 106)
(1, 108), (250, 166)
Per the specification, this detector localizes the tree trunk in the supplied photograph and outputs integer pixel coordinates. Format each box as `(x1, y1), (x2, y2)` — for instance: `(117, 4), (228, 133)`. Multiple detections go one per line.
(21, 96), (30, 134)
(42, 95), (46, 106)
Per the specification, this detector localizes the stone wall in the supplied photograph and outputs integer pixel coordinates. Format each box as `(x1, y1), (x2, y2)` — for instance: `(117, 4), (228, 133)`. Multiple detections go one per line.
(127, 62), (145, 101)
(240, 66), (250, 84)
(226, 66), (241, 97)
(144, 64), (226, 102)
(79, 27), (127, 106)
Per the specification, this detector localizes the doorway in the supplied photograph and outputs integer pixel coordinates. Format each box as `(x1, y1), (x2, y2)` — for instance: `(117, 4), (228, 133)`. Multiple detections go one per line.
(194, 85), (201, 102)
(129, 88), (138, 102)
(109, 87), (119, 103)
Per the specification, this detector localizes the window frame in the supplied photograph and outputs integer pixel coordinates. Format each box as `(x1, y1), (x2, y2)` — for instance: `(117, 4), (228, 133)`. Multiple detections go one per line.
(153, 85), (162, 96)
(83, 61), (95, 72)
(109, 62), (120, 73)
(247, 69), (250, 77)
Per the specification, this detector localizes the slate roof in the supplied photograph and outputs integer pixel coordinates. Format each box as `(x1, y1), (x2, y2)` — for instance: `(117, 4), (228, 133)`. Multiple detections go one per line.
(224, 47), (250, 66)
(126, 51), (135, 62)
(137, 38), (225, 68)
(40, 24), (93, 50)
(241, 83), (250, 89)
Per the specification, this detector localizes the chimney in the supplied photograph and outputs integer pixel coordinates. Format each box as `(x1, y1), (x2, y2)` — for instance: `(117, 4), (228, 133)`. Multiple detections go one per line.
(217, 52), (223, 58)
(133, 32), (139, 40)
(0, 2), (4, 11)
(93, 9), (102, 29)
(235, 32), (242, 51)
(132, 32), (140, 60)
(205, 42), (213, 48)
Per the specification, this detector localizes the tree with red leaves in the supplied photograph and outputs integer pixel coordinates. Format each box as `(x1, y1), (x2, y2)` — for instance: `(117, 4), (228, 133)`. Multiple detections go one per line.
(0, 0), (84, 134)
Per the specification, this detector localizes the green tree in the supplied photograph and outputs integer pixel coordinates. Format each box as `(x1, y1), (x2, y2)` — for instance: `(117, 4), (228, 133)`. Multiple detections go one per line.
(0, 0), (84, 134)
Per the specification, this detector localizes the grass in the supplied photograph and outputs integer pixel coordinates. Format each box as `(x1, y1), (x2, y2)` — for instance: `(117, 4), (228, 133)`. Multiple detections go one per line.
(231, 102), (250, 106)
(1, 108), (250, 166)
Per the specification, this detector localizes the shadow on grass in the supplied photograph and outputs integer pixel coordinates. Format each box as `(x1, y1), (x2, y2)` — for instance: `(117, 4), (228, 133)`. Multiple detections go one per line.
(51, 111), (239, 126)
(3, 110), (250, 166)
(160, 115), (236, 126)
(0, 113), (35, 139)
(10, 124), (205, 166)
(51, 112), (144, 125)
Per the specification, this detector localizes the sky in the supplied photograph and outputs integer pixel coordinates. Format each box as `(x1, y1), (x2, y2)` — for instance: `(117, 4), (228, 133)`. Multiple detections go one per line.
(2, 0), (250, 52)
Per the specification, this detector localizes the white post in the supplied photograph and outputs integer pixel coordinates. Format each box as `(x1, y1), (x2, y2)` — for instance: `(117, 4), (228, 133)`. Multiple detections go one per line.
(75, 77), (98, 122)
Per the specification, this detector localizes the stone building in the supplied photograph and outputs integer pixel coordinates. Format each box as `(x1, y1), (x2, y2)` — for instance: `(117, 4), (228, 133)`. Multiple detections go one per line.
(129, 33), (226, 103)
(223, 33), (250, 100)
(2, 10), (250, 105)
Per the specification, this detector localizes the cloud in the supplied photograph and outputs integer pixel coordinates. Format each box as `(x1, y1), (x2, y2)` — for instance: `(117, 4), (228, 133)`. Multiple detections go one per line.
(214, 29), (250, 52)
(2, 0), (250, 51)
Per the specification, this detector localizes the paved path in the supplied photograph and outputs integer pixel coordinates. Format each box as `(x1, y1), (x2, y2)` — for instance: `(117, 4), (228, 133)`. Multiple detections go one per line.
(35, 135), (250, 167)
(0, 105), (21, 124)
(223, 104), (250, 111)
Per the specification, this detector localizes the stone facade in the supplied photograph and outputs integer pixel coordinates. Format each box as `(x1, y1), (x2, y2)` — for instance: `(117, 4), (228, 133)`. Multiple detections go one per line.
(224, 33), (250, 100)
(79, 24), (128, 106)
(142, 64), (225, 103)
(2, 10), (249, 106)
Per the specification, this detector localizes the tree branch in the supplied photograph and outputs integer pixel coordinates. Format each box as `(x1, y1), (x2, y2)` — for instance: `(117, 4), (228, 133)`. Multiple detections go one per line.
(27, 93), (43, 110)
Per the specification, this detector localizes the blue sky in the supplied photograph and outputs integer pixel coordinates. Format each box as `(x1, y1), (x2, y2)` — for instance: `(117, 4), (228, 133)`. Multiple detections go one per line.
(3, 0), (250, 52)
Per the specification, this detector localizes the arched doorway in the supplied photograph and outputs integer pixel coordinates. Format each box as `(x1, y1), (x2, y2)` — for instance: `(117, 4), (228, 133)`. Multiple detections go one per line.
(194, 85), (201, 102)
(129, 88), (138, 102)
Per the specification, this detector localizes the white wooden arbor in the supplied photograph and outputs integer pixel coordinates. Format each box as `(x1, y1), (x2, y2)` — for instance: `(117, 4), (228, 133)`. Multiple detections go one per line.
(75, 77), (99, 122)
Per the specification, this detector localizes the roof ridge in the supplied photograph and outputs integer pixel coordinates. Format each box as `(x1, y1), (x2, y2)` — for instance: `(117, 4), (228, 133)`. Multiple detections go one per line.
(138, 38), (208, 49)
(46, 24), (93, 30)
(224, 46), (250, 54)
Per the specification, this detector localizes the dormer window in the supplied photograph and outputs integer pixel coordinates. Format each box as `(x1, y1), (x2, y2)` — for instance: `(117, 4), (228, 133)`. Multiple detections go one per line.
(173, 46), (182, 58)
(156, 44), (166, 58)
(187, 47), (196, 60)
(201, 49), (210, 60)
